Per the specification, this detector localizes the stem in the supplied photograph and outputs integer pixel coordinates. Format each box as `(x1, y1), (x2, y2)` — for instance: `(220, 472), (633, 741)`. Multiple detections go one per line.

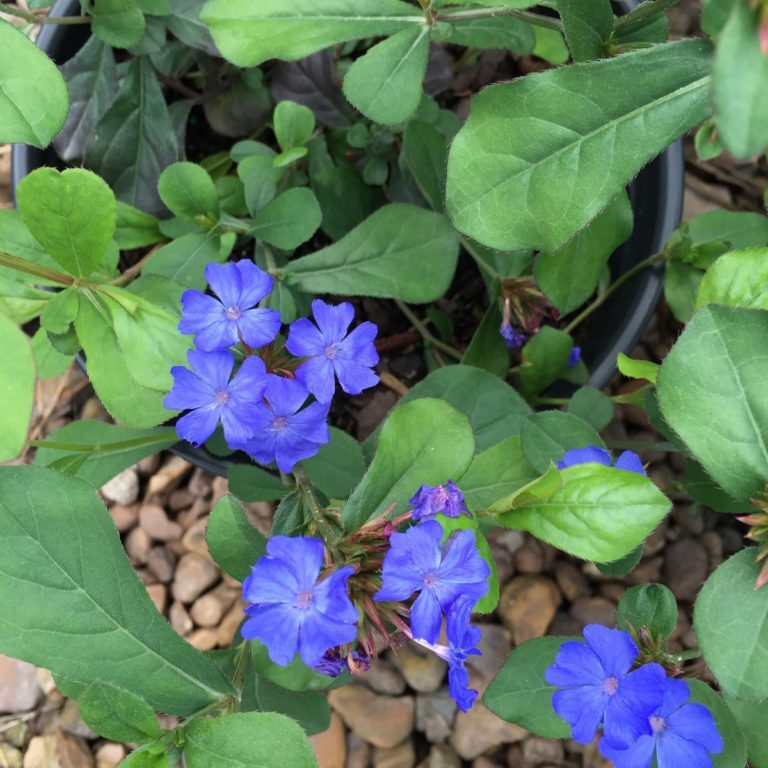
(436, 6), (564, 31)
(231, 642), (252, 698)
(0, 251), (75, 285)
(29, 431), (177, 453)
(614, 0), (681, 29)
(109, 244), (164, 285)
(531, 396), (570, 406)
(563, 252), (665, 334)
(0, 4), (91, 24)
(293, 465), (337, 545)
(394, 299), (463, 361)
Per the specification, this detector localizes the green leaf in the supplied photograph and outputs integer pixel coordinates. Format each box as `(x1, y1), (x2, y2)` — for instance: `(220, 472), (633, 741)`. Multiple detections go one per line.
(343, 27), (430, 125)
(271, 492), (306, 537)
(687, 680), (749, 768)
(87, 57), (178, 214)
(402, 120), (447, 212)
(484, 636), (571, 739)
(207, 495), (267, 582)
(596, 545), (642, 577)
(461, 300), (509, 379)
(282, 204), (459, 303)
(725, 695), (768, 768)
(616, 584), (678, 638)
(521, 410), (606, 474)
(116, 202), (163, 249)
(303, 427), (366, 499)
(54, 36), (118, 161)
(696, 248), (768, 310)
(686, 209), (768, 249)
(243, 675), (330, 735)
(40, 287), (79, 335)
(17, 168), (116, 278)
(434, 15), (535, 53)
(144, 231), (234, 290)
(457, 436), (538, 511)
(519, 327), (573, 396)
(0, 315), (34, 462)
(534, 192), (633, 314)
(532, 25), (570, 64)
(78, 682), (162, 743)
(683, 460), (753, 514)
(229, 465), (289, 503)
(0, 466), (234, 715)
(249, 188), (322, 250)
(445, 40), (712, 251)
(274, 101), (316, 151)
(695, 548), (768, 700)
(498, 463), (671, 561)
(568, 386), (614, 431)
(664, 260), (702, 323)
(657, 305), (768, 501)
(250, 641), (348, 693)
(558, 0), (613, 60)
(713, 2), (768, 158)
(91, 0), (146, 47)
(0, 20), (68, 148)
(617, 352), (659, 383)
(486, 463), (562, 514)
(200, 0), (423, 67)
(343, 399), (474, 531)
(185, 712), (317, 768)
(34, 421), (177, 487)
(695, 118), (723, 161)
(31, 328), (73, 380)
(158, 162), (219, 220)
(238, 155), (280, 215)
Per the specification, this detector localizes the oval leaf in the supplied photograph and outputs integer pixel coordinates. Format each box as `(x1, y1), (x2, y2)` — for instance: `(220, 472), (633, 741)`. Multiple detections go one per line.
(0, 314), (35, 462)
(207, 495), (267, 582)
(696, 248), (768, 310)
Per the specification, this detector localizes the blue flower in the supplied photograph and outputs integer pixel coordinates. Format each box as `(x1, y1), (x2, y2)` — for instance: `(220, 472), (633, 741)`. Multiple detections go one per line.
(568, 346), (581, 366)
(600, 677), (722, 768)
(315, 648), (370, 677)
(556, 446), (646, 476)
(500, 320), (526, 350)
(374, 520), (490, 644)
(545, 624), (666, 745)
(410, 480), (469, 522)
(179, 260), (282, 351)
(164, 350), (267, 448)
(241, 376), (330, 473)
(241, 536), (358, 667)
(286, 300), (379, 403)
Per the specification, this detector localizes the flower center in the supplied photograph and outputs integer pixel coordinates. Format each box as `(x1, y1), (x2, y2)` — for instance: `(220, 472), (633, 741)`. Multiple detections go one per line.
(650, 715), (666, 734)
(272, 416), (288, 431)
(295, 589), (313, 610)
(324, 343), (340, 359)
(225, 305), (242, 320)
(602, 676), (620, 696)
(423, 571), (441, 590)
(214, 389), (230, 405)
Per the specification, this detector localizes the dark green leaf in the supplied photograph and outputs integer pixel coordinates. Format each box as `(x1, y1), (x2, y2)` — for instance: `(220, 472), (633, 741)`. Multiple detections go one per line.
(688, 680), (748, 768)
(274, 100), (316, 151)
(434, 15), (535, 52)
(461, 300), (510, 379)
(558, 0), (613, 60)
(303, 427), (366, 499)
(79, 682), (162, 743)
(519, 327), (573, 396)
(725, 694), (768, 768)
(91, 0), (146, 48)
(251, 642), (348, 692)
(271, 491), (306, 537)
(596, 545), (642, 577)
(664, 260), (702, 323)
(568, 386), (614, 431)
(249, 188), (322, 250)
(686, 209), (768, 249)
(115, 202), (163, 249)
(402, 120), (447, 212)
(683, 460), (753, 514)
(143, 231), (234, 289)
(229, 464), (289, 503)
(207, 495), (267, 581)
(242, 674), (330, 735)
(616, 583), (677, 638)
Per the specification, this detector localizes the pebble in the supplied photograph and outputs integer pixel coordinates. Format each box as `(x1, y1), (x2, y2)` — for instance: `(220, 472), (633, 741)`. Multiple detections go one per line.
(22, 736), (57, 768)
(190, 592), (227, 628)
(189, 468), (213, 498)
(513, 540), (548, 574)
(146, 456), (192, 497)
(147, 546), (176, 583)
(58, 699), (97, 739)
(416, 691), (456, 743)
(498, 576), (561, 645)
(0, 744), (22, 768)
(420, 744), (461, 768)
(169, 489), (195, 512)
(467, 624), (510, 682)
(172, 552), (219, 603)
(145, 583), (167, 614)
(81, 397), (108, 421)
(663, 538), (709, 602)
(181, 518), (209, 556)
(188, 629), (218, 651)
(490, 529), (524, 555)
(95, 743), (126, 768)
(136, 453), (161, 476)
(100, 468), (139, 506)
(211, 475), (229, 505)
(139, 504), (183, 541)
(554, 562), (589, 602)
(701, 531), (724, 571)
(57, 732), (95, 768)
(124, 527), (151, 564)
(363, 659), (407, 696)
(108, 504), (138, 532)
(329, 686), (414, 748)
(169, 601), (194, 636)
(522, 736), (565, 765)
(373, 739), (416, 768)
(642, 521), (668, 556)
(393, 643), (446, 692)
(0, 655), (42, 713)
(626, 557), (663, 585)
(216, 601), (246, 646)
(346, 732), (372, 768)
(311, 712), (346, 768)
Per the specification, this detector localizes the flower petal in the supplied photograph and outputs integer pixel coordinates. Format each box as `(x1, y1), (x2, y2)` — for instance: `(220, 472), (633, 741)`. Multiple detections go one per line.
(545, 640), (605, 688)
(448, 663), (478, 712)
(334, 358), (380, 396)
(606, 663), (666, 746)
(164, 366), (215, 411)
(265, 536), (324, 590)
(599, 734), (657, 768)
(236, 260), (274, 307)
(243, 557), (301, 605)
(614, 450), (646, 475)
(274, 431), (323, 472)
(286, 317), (326, 357)
(410, 588), (443, 643)
(175, 405), (220, 446)
(583, 624), (639, 677)
(666, 702), (723, 755)
(311, 299), (355, 343)
(314, 566), (357, 624)
(556, 446), (612, 471)
(206, 261), (243, 307)
(237, 307), (282, 349)
(287, 400), (330, 444)
(298, 606), (357, 667)
(241, 605), (301, 666)
(179, 291), (225, 339)
(187, 349), (234, 391)
(265, 376), (310, 416)
(657, 733), (714, 768)
(340, 321), (379, 364)
(294, 355), (336, 404)
(552, 686), (607, 744)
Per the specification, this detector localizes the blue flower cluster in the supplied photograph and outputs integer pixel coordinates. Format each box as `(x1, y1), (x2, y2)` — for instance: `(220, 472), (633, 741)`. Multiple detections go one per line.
(547, 625), (722, 768)
(164, 260), (379, 471)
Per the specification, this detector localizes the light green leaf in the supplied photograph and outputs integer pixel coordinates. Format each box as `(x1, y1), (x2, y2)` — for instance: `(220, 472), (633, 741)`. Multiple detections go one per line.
(91, 0), (146, 47)
(713, 2), (768, 158)
(17, 168), (116, 278)
(115, 202), (163, 250)
(0, 314), (34, 462)
(200, 0), (423, 66)
(207, 495), (267, 582)
(0, 466), (234, 715)
(0, 20), (68, 147)
(31, 328), (73, 380)
(695, 548), (768, 701)
(535, 192), (633, 314)
(498, 463), (671, 561)
(229, 465), (289, 503)
(725, 695), (768, 768)
(519, 327), (573, 395)
(282, 204), (459, 303)
(157, 162), (219, 220)
(34, 421), (177, 487)
(343, 27), (430, 125)
(484, 636), (572, 739)
(303, 427), (366, 499)
(664, 260), (702, 323)
(696, 248), (768, 310)
(617, 352), (659, 383)
(78, 682), (162, 743)
(185, 712), (318, 768)
(687, 209), (768, 249)
(402, 120), (447, 212)
(657, 305), (768, 501)
(558, 0), (613, 61)
(532, 25), (570, 64)
(616, 584), (677, 638)
(143, 231), (234, 289)
(446, 40), (712, 251)
(249, 188), (322, 250)
(274, 101), (316, 151)
(687, 680), (748, 768)
(433, 14), (535, 53)
(343, 399), (474, 531)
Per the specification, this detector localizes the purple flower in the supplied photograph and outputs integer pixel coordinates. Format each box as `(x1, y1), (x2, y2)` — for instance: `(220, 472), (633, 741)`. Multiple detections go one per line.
(568, 346), (581, 366)
(241, 376), (330, 473)
(600, 677), (722, 768)
(315, 648), (370, 677)
(286, 300), (379, 403)
(164, 350), (267, 448)
(556, 446), (646, 476)
(545, 624), (667, 745)
(500, 320), (526, 350)
(179, 260), (281, 351)
(410, 480), (469, 522)
(242, 536), (358, 667)
(374, 520), (490, 644)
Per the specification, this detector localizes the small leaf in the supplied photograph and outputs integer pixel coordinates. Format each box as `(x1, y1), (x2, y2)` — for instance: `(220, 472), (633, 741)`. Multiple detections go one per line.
(273, 101), (316, 151)
(568, 386), (614, 431)
(725, 695), (768, 768)
(461, 299), (509, 379)
(249, 188), (322, 250)
(664, 260), (702, 323)
(558, 0), (613, 61)
(143, 231), (234, 289)
(521, 410), (606, 473)
(696, 248), (768, 310)
(207, 495), (267, 581)
(229, 465), (289, 503)
(434, 14), (535, 53)
(78, 682), (162, 743)
(616, 584), (678, 638)
(0, 315), (35, 462)
(158, 162), (219, 220)
(91, 0), (146, 48)
(303, 427), (366, 499)
(242, 674), (330, 735)
(115, 202), (164, 249)
(402, 120), (447, 212)
(617, 352), (659, 383)
(519, 328), (573, 396)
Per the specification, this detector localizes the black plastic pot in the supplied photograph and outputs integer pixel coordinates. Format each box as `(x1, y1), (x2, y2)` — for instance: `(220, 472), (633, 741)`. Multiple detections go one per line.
(12, 0), (682, 477)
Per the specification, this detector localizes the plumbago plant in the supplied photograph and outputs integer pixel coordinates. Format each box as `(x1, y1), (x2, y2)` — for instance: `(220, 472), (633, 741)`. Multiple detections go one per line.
(1, 0), (768, 766)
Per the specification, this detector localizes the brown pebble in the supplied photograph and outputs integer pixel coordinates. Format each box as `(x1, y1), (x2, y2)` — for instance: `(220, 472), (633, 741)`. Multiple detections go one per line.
(211, 475), (229, 506)
(189, 468), (213, 498)
(663, 537), (709, 602)
(172, 552), (219, 603)
(139, 504), (183, 542)
(329, 686), (414, 749)
(168, 489), (195, 512)
(170, 601), (193, 636)
(554, 562), (589, 602)
(190, 592), (227, 628)
(570, 597), (617, 629)
(95, 743), (126, 768)
(136, 453), (161, 476)
(145, 584), (167, 614)
(188, 628), (219, 651)
(109, 504), (138, 532)
(56, 732), (95, 768)
(216, 601), (246, 646)
(146, 456), (192, 497)
(124, 527), (151, 564)
(147, 547), (176, 583)
(181, 518), (209, 556)
(498, 576), (561, 645)
(310, 712), (346, 768)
